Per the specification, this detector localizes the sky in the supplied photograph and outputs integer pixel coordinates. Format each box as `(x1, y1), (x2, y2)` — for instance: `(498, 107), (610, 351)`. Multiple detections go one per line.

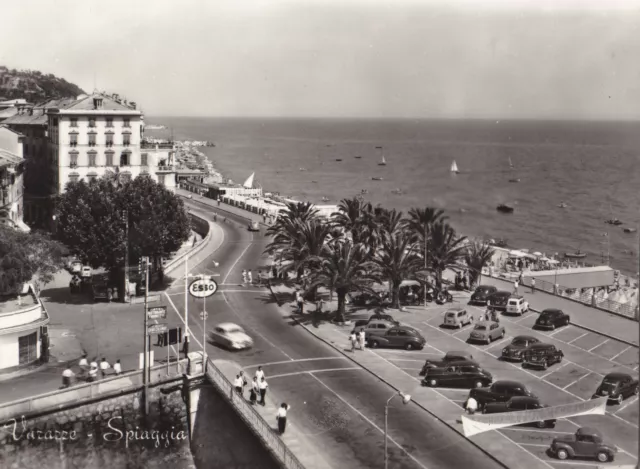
(1, 0), (639, 119)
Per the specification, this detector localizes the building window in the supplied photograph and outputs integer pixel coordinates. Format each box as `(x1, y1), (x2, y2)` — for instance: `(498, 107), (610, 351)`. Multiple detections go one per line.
(141, 153), (148, 166)
(123, 118), (130, 128)
(158, 174), (166, 185)
(88, 152), (97, 167)
(106, 133), (114, 147)
(70, 153), (78, 168)
(70, 118), (78, 127)
(69, 173), (80, 183)
(123, 134), (130, 146)
(18, 332), (38, 365)
(105, 151), (114, 166)
(120, 152), (130, 166)
(89, 118), (96, 128)
(106, 117), (113, 127)
(69, 134), (78, 147)
(88, 133), (96, 147)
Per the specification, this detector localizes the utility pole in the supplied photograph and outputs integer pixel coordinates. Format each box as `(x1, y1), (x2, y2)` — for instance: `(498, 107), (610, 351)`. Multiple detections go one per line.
(123, 210), (129, 303)
(184, 254), (189, 347)
(143, 256), (149, 416)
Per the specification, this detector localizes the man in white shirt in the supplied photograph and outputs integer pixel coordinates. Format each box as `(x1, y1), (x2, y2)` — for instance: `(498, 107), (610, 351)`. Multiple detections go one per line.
(350, 331), (357, 352)
(513, 280), (519, 295)
(465, 396), (478, 415)
(90, 358), (98, 370)
(113, 359), (122, 375)
(79, 355), (88, 369)
(358, 330), (366, 350)
(258, 377), (268, 406)
(62, 368), (75, 388)
(255, 366), (265, 381)
(276, 403), (291, 434)
(88, 365), (98, 382)
(247, 270), (253, 284)
(234, 374), (244, 394)
(531, 277), (536, 294)
(99, 358), (110, 378)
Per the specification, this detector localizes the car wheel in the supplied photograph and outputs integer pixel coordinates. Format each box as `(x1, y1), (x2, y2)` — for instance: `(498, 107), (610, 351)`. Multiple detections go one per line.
(617, 394), (623, 405)
(405, 342), (415, 351)
(474, 380), (484, 388)
(596, 451), (610, 463)
(564, 318), (569, 326)
(500, 330), (505, 338)
(550, 323), (556, 330)
(458, 323), (462, 329)
(428, 378), (438, 387)
(556, 449), (569, 460)
(486, 338), (491, 345)
(541, 359), (548, 370)
(535, 420), (546, 429)
(370, 341), (379, 349)
(634, 386), (639, 396)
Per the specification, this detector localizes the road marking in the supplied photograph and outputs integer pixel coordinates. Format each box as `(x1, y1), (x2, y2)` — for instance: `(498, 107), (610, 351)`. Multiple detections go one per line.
(309, 373), (431, 469)
(312, 367), (364, 374)
(567, 332), (589, 344)
(388, 358), (433, 362)
(514, 314), (532, 323)
(222, 243), (253, 284)
(494, 428), (556, 469)
(242, 357), (348, 370)
(266, 368), (363, 380)
(635, 365), (639, 371)
(515, 443), (549, 448)
(490, 336), (511, 348)
(220, 289), (268, 293)
(548, 327), (567, 337)
(540, 362), (569, 379)
(374, 346), (444, 355)
(546, 461), (609, 466)
(587, 338), (609, 352)
(562, 372), (592, 390)
(615, 396), (639, 415)
(610, 345), (632, 362)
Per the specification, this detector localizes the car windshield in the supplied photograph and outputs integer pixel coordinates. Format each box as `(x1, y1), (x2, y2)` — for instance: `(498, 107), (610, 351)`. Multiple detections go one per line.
(225, 327), (243, 334)
(445, 312), (455, 317)
(508, 300), (518, 305)
(602, 379), (620, 385)
(474, 325), (487, 331)
(512, 339), (528, 346)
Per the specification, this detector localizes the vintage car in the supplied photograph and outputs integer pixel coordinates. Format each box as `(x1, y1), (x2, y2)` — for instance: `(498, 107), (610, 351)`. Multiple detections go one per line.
(522, 343), (564, 369)
(469, 285), (498, 305)
(549, 427), (618, 462)
(81, 266), (92, 279)
(208, 323), (254, 350)
(505, 295), (529, 315)
(442, 308), (474, 329)
(367, 325), (426, 351)
(68, 260), (83, 274)
(468, 380), (535, 409)
(353, 313), (399, 328)
(501, 335), (541, 361)
(592, 372), (639, 405)
(486, 290), (511, 311)
(420, 351), (476, 375)
(352, 320), (398, 336)
(248, 221), (260, 231)
(421, 360), (492, 389)
(468, 321), (505, 344)
(91, 276), (110, 302)
(483, 396), (556, 428)
(534, 308), (570, 330)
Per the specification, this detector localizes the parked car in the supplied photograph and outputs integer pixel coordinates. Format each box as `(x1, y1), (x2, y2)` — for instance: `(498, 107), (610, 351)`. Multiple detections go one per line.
(248, 221), (259, 231)
(353, 320), (397, 336)
(367, 325), (426, 350)
(522, 343), (564, 369)
(469, 285), (498, 305)
(501, 335), (540, 361)
(354, 313), (399, 328)
(592, 372), (639, 405)
(534, 308), (570, 330)
(92, 278), (109, 302)
(468, 380), (535, 409)
(505, 295), (529, 315)
(420, 351), (476, 375)
(487, 291), (511, 311)
(208, 323), (254, 350)
(422, 360), (492, 388)
(549, 427), (618, 462)
(468, 321), (505, 344)
(442, 308), (474, 329)
(350, 292), (387, 307)
(81, 266), (92, 279)
(483, 396), (556, 428)
(69, 260), (83, 274)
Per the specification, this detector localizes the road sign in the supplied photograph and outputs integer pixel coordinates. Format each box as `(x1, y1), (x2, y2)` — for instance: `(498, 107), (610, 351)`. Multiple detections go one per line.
(148, 323), (168, 335)
(189, 278), (218, 298)
(147, 306), (167, 320)
(200, 311), (208, 320)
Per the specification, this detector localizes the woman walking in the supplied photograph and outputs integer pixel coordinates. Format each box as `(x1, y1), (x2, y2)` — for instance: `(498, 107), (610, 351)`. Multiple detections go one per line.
(276, 403), (291, 434)
(250, 377), (259, 405)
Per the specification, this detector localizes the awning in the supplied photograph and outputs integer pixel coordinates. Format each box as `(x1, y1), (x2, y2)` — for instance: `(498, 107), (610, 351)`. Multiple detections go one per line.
(509, 250), (526, 258)
(16, 220), (31, 232)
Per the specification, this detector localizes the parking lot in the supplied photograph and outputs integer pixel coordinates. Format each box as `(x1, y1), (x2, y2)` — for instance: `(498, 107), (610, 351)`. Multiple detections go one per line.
(364, 300), (639, 468)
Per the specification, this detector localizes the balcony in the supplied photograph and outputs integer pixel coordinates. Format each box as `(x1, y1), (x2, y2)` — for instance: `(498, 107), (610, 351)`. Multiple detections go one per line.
(70, 142), (78, 147)
(106, 142), (114, 147)
(88, 142), (96, 147)
(141, 142), (175, 149)
(69, 162), (78, 168)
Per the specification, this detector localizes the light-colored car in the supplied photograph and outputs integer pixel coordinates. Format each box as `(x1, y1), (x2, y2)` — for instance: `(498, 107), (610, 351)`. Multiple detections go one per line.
(443, 308), (474, 329)
(81, 266), (92, 278)
(69, 260), (83, 274)
(468, 321), (506, 344)
(208, 323), (254, 350)
(353, 319), (397, 336)
(506, 295), (529, 315)
(248, 221), (259, 231)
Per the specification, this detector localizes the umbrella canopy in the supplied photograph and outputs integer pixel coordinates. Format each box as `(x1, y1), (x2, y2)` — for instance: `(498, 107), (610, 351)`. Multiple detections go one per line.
(547, 259), (559, 264)
(533, 251), (543, 257)
(509, 250), (526, 258)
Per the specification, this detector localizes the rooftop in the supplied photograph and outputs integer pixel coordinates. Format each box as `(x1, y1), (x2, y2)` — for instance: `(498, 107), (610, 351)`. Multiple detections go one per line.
(0, 148), (23, 167)
(0, 294), (37, 315)
(61, 93), (138, 112)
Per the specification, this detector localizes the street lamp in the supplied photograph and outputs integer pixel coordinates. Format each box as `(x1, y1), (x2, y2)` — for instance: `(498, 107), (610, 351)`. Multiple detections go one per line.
(384, 391), (411, 469)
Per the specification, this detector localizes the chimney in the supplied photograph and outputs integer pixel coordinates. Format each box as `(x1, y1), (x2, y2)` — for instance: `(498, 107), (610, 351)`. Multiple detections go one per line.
(93, 97), (103, 109)
(129, 101), (136, 110)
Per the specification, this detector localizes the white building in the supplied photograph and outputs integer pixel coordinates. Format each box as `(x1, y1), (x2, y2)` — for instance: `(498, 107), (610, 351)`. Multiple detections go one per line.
(0, 285), (48, 371)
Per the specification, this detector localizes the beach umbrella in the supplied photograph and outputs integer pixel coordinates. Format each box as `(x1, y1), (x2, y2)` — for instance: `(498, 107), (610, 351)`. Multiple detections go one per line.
(533, 251), (543, 257)
(509, 250), (525, 258)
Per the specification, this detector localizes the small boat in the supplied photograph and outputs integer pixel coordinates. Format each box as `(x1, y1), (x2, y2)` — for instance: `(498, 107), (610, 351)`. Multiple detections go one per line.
(321, 197), (330, 202)
(508, 178), (520, 183)
(335, 159), (343, 162)
(450, 160), (459, 173)
(372, 177), (384, 181)
(564, 250), (587, 259)
(605, 218), (623, 225)
(354, 156), (362, 159)
(488, 238), (508, 248)
(623, 227), (637, 233)
(299, 167), (307, 171)
(508, 156), (514, 170)
(391, 188), (403, 195)
(311, 180), (318, 183)
(378, 155), (387, 166)
(558, 202), (568, 208)
(496, 204), (514, 213)
(360, 189), (368, 194)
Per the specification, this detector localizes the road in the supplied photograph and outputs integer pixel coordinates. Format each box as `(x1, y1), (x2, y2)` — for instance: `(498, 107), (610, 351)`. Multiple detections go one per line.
(169, 199), (505, 469)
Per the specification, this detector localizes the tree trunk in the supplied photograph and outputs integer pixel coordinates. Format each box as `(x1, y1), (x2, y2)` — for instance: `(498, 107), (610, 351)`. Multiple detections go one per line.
(335, 288), (347, 323)
(391, 280), (400, 309)
(435, 268), (443, 290)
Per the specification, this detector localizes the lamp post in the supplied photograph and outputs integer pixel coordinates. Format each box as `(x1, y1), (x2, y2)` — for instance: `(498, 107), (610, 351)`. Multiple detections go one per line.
(185, 263), (219, 353)
(423, 223), (429, 307)
(384, 391), (411, 469)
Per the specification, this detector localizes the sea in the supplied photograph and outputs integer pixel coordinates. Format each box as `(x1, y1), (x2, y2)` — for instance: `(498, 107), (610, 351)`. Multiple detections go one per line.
(145, 118), (640, 276)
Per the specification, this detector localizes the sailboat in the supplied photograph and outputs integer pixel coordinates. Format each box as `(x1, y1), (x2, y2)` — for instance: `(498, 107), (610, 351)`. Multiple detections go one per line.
(509, 156), (514, 170)
(450, 160), (459, 173)
(378, 155), (386, 166)
(242, 172), (255, 189)
(508, 156), (520, 182)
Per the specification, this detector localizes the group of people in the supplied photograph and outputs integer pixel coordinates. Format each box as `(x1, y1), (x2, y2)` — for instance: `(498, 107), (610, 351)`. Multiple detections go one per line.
(454, 272), (469, 290)
(61, 355), (123, 388)
(349, 329), (366, 352)
(232, 366), (290, 434)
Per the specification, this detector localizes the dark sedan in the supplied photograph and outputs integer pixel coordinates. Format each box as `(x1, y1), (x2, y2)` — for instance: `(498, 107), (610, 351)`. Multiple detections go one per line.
(487, 290), (511, 311)
(367, 325), (426, 350)
(470, 285), (498, 305)
(483, 396), (556, 428)
(420, 351), (476, 375)
(468, 380), (535, 409)
(592, 372), (639, 405)
(422, 361), (492, 389)
(501, 335), (540, 361)
(534, 309), (570, 330)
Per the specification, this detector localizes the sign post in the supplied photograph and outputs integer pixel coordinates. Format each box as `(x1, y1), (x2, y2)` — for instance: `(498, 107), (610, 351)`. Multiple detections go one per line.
(188, 277), (218, 363)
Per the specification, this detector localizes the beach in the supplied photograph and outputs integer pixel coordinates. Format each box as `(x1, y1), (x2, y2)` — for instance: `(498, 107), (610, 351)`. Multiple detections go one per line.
(146, 117), (640, 276)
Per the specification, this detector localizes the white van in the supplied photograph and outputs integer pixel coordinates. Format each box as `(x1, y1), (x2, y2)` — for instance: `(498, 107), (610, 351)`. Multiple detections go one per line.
(506, 295), (529, 315)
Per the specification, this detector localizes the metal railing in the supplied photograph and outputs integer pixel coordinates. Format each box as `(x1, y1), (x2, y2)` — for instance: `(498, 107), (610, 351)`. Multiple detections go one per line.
(205, 359), (305, 469)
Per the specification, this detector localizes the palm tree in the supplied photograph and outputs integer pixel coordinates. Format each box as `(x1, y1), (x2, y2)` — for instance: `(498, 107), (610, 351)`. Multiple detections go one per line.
(429, 221), (468, 288)
(307, 241), (381, 322)
(464, 240), (495, 288)
(371, 231), (423, 308)
(375, 208), (405, 242)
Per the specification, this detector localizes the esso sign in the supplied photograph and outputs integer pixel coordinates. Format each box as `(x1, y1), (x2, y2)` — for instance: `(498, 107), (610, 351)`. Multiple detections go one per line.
(189, 278), (218, 298)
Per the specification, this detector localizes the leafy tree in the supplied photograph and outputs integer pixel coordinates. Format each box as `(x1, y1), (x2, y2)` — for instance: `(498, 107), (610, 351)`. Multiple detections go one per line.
(0, 226), (65, 295)
(464, 240), (495, 288)
(429, 221), (468, 288)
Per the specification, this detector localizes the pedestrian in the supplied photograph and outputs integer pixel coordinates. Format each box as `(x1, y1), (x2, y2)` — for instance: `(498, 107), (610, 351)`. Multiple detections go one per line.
(62, 367), (75, 388)
(79, 354), (88, 371)
(350, 331), (357, 352)
(88, 363), (98, 382)
(248, 269), (253, 284)
(513, 279), (519, 295)
(107, 287), (113, 303)
(465, 396), (478, 415)
(239, 370), (248, 393)
(258, 377), (268, 406)
(518, 271), (523, 284)
(99, 358), (110, 378)
(113, 359), (122, 375)
(276, 403), (290, 434)
(182, 333), (190, 359)
(491, 309), (499, 323)
(255, 365), (265, 381)
(242, 269), (247, 284)
(250, 377), (259, 405)
(316, 298), (324, 313)
(296, 291), (304, 314)
(531, 277), (536, 294)
(90, 357), (98, 370)
(234, 374), (244, 395)
(358, 329), (366, 350)
(213, 214), (217, 222)
(156, 332), (166, 346)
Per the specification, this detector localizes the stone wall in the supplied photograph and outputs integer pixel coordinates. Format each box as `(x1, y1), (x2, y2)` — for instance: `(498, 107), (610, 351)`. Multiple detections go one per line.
(0, 379), (195, 469)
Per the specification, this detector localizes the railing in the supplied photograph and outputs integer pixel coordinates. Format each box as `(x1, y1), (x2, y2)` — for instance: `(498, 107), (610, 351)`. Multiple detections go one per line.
(205, 360), (305, 469)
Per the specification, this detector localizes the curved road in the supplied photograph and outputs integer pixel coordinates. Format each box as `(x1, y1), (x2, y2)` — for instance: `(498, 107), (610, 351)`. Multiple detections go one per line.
(170, 199), (505, 469)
